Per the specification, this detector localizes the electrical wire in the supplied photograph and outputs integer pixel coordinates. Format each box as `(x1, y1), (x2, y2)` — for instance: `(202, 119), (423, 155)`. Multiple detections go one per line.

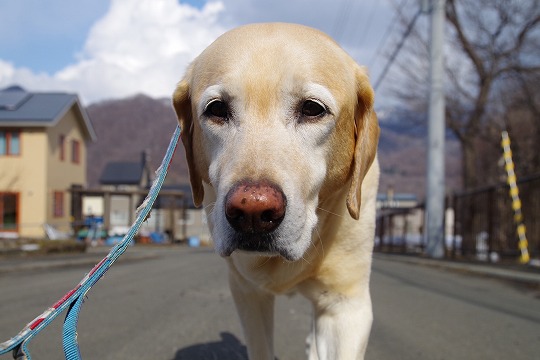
(373, 6), (422, 90)
(331, 0), (357, 42)
(367, 0), (410, 69)
(356, 1), (379, 48)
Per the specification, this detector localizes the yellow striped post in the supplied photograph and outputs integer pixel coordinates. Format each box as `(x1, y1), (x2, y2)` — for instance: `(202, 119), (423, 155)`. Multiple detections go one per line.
(501, 131), (530, 264)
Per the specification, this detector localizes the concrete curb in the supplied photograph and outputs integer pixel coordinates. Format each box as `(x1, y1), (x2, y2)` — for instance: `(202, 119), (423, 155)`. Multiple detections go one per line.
(374, 252), (540, 285)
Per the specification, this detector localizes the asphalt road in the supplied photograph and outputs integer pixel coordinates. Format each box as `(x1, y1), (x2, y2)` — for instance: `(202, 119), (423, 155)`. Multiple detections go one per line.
(0, 247), (539, 360)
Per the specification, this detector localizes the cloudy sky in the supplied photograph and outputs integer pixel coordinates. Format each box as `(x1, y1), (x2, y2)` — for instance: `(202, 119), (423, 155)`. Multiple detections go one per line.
(0, 0), (401, 106)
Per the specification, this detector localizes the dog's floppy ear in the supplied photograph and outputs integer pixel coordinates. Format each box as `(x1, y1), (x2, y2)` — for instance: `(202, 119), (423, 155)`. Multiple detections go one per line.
(346, 67), (380, 220)
(173, 73), (204, 207)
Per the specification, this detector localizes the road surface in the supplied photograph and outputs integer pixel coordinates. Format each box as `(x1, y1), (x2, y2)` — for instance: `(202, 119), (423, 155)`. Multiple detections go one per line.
(0, 247), (538, 359)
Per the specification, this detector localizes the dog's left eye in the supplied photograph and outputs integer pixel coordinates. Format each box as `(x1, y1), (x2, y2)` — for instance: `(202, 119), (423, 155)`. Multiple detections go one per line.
(301, 100), (327, 118)
(204, 100), (229, 120)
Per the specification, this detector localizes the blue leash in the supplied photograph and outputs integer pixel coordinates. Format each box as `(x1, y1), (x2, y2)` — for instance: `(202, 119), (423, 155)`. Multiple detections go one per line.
(0, 125), (181, 360)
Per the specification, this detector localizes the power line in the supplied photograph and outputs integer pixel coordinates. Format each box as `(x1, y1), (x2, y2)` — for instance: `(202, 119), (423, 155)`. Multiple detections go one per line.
(367, 0), (410, 69)
(373, 7), (422, 91)
(331, 0), (357, 42)
(356, 1), (379, 48)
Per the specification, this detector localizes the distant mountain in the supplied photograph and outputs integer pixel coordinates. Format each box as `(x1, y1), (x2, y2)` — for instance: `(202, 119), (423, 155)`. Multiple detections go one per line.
(377, 107), (462, 198)
(85, 94), (189, 188)
(85, 97), (462, 199)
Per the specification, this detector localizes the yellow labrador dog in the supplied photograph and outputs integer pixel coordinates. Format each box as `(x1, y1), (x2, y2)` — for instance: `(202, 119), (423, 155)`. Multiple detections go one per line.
(173, 23), (379, 360)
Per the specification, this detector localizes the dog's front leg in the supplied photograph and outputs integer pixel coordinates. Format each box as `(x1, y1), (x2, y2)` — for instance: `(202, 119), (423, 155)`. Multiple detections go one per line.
(228, 266), (275, 360)
(306, 287), (373, 360)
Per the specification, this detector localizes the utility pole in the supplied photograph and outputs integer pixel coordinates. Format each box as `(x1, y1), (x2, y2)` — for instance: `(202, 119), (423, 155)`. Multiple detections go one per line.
(424, 0), (446, 258)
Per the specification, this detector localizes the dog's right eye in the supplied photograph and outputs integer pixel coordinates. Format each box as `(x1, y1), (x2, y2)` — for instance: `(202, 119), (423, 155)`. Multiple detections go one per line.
(204, 100), (229, 120)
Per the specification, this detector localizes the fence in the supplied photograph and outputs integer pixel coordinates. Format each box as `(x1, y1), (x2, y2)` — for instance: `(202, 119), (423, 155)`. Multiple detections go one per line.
(376, 174), (540, 263)
(452, 174), (540, 261)
(376, 206), (426, 253)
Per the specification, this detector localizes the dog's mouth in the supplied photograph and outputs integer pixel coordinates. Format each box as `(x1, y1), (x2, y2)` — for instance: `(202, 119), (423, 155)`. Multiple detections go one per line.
(218, 232), (301, 261)
(235, 233), (276, 252)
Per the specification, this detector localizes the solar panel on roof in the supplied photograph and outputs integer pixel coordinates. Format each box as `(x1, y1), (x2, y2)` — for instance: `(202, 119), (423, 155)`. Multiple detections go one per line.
(0, 90), (31, 110)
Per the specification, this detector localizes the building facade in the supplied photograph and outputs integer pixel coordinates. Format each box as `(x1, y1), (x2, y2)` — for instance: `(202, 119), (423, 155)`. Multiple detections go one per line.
(0, 86), (95, 238)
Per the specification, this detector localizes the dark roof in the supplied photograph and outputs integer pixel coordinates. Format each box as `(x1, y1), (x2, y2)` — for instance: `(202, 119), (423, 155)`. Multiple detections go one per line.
(100, 162), (143, 185)
(0, 87), (31, 110)
(0, 86), (96, 141)
(155, 184), (197, 209)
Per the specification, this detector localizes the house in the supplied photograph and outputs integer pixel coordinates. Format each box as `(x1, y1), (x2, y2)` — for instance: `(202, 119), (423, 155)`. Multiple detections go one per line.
(148, 184), (211, 243)
(0, 86), (96, 238)
(99, 152), (152, 191)
(85, 152), (152, 228)
(376, 189), (423, 249)
(91, 159), (208, 242)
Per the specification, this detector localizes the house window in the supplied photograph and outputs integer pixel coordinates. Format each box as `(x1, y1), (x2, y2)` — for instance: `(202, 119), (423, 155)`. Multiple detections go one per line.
(0, 130), (20, 156)
(53, 191), (64, 217)
(0, 193), (18, 231)
(71, 140), (80, 164)
(59, 135), (65, 161)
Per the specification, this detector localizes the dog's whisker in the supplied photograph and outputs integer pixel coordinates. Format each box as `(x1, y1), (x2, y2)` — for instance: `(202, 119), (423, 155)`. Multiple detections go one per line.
(301, 254), (311, 266)
(317, 206), (345, 219)
(201, 202), (217, 220)
(255, 255), (273, 269)
(314, 226), (325, 258)
(202, 201), (216, 212)
(309, 227), (321, 257)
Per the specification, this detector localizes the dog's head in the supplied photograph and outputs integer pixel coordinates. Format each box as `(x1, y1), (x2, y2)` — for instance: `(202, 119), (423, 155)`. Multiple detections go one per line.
(173, 23), (379, 261)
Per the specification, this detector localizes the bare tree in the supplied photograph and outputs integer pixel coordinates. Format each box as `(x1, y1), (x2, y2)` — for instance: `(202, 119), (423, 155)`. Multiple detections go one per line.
(499, 71), (540, 178)
(385, 0), (540, 189)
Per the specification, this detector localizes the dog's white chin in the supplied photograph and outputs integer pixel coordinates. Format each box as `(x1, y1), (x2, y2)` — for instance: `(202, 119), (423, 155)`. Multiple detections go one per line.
(218, 247), (306, 262)
(277, 246), (309, 262)
(234, 249), (300, 262)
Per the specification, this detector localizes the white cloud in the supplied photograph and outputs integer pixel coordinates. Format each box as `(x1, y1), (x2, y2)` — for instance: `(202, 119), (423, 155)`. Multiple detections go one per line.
(0, 0), (227, 104)
(0, 0), (395, 105)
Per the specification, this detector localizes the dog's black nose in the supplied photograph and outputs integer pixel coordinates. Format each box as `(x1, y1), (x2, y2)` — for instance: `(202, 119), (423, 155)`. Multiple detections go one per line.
(225, 180), (286, 234)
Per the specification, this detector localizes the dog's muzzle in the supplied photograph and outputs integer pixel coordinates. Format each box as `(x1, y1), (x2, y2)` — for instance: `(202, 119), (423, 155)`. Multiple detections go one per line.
(224, 180), (287, 253)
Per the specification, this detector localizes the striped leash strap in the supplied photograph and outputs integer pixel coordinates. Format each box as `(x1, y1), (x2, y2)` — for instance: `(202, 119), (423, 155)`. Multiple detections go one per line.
(0, 125), (181, 360)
